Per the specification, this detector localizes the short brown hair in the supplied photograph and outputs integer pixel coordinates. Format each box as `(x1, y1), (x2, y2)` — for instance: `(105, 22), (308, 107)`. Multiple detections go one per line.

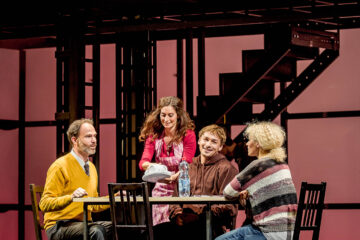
(198, 124), (226, 145)
(66, 118), (94, 146)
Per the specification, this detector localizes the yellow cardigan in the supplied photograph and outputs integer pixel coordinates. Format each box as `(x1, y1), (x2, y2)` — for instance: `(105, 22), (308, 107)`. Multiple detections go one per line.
(39, 153), (108, 230)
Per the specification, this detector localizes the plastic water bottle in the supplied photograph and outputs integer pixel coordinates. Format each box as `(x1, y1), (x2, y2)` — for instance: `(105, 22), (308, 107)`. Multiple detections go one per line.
(178, 159), (190, 197)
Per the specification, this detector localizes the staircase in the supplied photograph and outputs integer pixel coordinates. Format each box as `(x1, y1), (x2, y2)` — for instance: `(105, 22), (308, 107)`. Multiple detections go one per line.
(197, 25), (339, 142)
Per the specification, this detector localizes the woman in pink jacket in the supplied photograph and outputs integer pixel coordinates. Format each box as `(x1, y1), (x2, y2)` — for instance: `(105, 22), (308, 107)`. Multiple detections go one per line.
(139, 96), (196, 226)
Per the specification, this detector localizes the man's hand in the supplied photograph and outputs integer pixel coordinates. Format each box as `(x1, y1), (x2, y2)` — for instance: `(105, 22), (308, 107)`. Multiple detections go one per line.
(239, 190), (249, 207)
(115, 190), (128, 196)
(71, 187), (88, 199)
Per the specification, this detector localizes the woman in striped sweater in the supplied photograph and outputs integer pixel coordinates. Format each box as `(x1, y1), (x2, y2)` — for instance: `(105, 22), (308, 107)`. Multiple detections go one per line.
(216, 121), (297, 240)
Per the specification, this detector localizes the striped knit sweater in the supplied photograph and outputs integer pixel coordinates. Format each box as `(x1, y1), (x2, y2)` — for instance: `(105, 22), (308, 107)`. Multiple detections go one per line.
(223, 157), (297, 235)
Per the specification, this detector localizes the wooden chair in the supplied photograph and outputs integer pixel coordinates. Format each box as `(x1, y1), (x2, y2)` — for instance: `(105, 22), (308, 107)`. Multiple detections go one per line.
(108, 182), (154, 240)
(29, 184), (45, 240)
(293, 182), (327, 240)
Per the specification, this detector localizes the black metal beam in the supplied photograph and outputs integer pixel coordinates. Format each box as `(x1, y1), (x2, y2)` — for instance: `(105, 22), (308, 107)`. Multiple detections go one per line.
(67, 20), (86, 123)
(0, 119), (20, 130)
(0, 38), (56, 49)
(153, 39), (157, 107)
(56, 28), (65, 156)
(198, 30), (206, 98)
(177, 38), (184, 99)
(185, 30), (194, 117)
(324, 203), (360, 210)
(2, 2), (360, 40)
(115, 42), (124, 182)
(0, 204), (32, 212)
(92, 41), (101, 174)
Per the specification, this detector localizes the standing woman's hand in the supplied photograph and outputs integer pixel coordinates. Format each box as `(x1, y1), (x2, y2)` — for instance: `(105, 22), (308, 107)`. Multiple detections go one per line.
(142, 161), (159, 171)
(158, 172), (179, 184)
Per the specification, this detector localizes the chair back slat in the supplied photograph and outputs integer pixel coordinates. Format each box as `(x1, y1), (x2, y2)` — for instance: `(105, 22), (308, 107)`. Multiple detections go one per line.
(309, 190), (319, 226)
(108, 182), (154, 240)
(29, 184), (45, 240)
(303, 188), (311, 226)
(293, 181), (327, 240)
(131, 190), (140, 224)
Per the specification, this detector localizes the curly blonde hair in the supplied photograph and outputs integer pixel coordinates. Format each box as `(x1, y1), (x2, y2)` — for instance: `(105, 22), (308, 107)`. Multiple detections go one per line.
(244, 121), (286, 162)
(139, 96), (195, 143)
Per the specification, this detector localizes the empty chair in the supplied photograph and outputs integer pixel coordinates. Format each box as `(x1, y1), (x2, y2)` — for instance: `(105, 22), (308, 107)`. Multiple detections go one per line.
(29, 184), (45, 240)
(108, 182), (153, 240)
(293, 182), (327, 240)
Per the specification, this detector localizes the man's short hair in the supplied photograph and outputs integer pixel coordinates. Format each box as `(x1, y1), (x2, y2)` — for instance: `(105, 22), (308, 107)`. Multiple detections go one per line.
(66, 118), (94, 146)
(198, 124), (227, 145)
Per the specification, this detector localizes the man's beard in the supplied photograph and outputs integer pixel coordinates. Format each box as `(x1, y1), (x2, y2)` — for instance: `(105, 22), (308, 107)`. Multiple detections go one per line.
(77, 139), (96, 156)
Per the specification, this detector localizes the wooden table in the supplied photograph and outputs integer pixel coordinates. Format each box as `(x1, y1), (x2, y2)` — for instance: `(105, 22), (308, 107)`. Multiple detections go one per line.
(73, 196), (237, 240)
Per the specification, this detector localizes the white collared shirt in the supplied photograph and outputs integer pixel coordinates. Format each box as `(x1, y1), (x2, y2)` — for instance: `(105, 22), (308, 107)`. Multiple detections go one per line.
(71, 149), (89, 173)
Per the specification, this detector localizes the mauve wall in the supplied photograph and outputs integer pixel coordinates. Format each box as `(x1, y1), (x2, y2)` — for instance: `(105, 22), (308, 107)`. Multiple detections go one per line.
(0, 29), (359, 239)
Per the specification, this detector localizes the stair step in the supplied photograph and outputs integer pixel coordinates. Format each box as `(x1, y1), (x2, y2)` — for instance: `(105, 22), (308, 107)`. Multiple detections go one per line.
(220, 72), (274, 103)
(197, 95), (252, 125)
(243, 50), (296, 82)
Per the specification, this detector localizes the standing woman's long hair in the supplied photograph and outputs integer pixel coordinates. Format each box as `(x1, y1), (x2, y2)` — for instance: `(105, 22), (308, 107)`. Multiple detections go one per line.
(139, 96), (195, 143)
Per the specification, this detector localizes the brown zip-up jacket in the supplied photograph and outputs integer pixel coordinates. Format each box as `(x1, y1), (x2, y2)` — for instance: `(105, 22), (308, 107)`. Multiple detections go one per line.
(169, 153), (239, 233)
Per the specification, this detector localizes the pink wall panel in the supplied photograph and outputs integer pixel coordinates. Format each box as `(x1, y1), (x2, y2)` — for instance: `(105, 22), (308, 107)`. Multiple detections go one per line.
(0, 49), (19, 119)
(85, 85), (93, 111)
(25, 127), (56, 204)
(0, 129), (18, 203)
(100, 44), (116, 119)
(288, 118), (360, 202)
(25, 48), (56, 121)
(156, 40), (178, 100)
(99, 124), (117, 196)
(25, 211), (46, 240)
(320, 211), (360, 240)
(0, 211), (18, 239)
(288, 118), (360, 239)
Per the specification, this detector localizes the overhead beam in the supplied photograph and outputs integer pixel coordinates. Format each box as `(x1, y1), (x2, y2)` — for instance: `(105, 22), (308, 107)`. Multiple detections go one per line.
(1, 3), (360, 40)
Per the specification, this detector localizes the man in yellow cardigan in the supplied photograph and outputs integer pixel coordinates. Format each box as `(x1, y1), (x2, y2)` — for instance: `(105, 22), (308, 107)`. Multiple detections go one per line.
(40, 118), (112, 240)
